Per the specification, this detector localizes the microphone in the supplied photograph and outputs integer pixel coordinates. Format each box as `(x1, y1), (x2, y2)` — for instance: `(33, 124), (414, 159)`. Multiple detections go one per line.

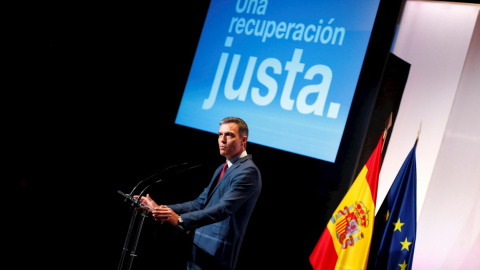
(154, 164), (202, 184)
(119, 163), (189, 208)
(118, 190), (142, 208)
(137, 163), (202, 198)
(128, 162), (188, 196)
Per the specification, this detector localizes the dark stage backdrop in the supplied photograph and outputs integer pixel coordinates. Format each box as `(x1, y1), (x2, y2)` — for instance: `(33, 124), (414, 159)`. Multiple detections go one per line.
(11, 1), (407, 269)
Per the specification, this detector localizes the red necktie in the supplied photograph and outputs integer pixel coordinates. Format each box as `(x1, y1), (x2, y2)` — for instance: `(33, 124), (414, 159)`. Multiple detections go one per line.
(217, 162), (228, 182)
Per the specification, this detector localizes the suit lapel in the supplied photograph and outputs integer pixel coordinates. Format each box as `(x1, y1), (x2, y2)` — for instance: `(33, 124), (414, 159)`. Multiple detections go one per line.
(204, 156), (250, 206)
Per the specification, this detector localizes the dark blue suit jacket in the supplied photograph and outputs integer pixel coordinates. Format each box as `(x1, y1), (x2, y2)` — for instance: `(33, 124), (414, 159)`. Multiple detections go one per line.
(168, 154), (262, 269)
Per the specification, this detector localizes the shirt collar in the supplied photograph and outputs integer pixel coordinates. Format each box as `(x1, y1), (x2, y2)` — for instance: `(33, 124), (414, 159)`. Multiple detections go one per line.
(226, 150), (247, 167)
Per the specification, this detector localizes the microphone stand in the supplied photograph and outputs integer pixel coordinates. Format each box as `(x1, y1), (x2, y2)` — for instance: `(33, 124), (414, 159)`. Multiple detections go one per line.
(117, 163), (201, 270)
(117, 191), (151, 270)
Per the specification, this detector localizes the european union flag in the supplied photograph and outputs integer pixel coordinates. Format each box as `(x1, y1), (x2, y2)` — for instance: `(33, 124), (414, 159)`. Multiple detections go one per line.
(367, 141), (417, 270)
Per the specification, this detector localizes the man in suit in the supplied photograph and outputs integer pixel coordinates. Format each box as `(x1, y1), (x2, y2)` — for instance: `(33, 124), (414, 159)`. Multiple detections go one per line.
(138, 116), (262, 270)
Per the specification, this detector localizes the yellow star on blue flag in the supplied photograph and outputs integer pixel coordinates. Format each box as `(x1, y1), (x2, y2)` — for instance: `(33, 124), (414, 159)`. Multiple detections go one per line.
(367, 141), (417, 270)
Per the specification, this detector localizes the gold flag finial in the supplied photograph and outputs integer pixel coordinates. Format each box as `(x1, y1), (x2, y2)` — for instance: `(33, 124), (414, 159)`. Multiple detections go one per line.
(384, 112), (393, 139)
(416, 121), (422, 144)
(382, 112), (393, 152)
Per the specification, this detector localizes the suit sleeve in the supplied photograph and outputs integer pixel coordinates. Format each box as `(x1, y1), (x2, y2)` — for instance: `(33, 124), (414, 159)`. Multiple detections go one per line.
(169, 162), (260, 231)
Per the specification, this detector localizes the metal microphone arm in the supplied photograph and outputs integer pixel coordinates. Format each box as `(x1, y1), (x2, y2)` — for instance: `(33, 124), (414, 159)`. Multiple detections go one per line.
(137, 164), (202, 198)
(128, 162), (188, 196)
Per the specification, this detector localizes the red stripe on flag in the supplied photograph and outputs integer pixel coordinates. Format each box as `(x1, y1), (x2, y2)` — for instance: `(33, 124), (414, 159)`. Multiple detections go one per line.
(364, 132), (384, 205)
(309, 229), (338, 270)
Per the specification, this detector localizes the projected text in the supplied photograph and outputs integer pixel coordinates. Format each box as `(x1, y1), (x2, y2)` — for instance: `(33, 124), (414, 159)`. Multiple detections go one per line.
(203, 48), (337, 118)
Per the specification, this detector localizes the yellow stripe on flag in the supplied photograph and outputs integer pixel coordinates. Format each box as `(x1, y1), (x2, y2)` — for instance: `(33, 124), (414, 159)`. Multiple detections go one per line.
(327, 165), (375, 269)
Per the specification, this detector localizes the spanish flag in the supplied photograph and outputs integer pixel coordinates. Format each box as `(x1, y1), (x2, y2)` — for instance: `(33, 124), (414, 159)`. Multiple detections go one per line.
(310, 132), (384, 270)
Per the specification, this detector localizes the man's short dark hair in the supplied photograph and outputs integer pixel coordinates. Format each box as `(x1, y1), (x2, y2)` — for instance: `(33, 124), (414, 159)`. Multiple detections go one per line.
(220, 117), (249, 138)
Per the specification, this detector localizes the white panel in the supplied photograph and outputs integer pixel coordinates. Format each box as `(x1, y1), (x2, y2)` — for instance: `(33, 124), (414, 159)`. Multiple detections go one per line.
(380, 1), (479, 217)
(377, 1), (480, 269)
(415, 9), (480, 270)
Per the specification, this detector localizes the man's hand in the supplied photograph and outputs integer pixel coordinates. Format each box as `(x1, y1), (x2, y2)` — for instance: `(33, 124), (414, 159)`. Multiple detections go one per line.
(133, 194), (159, 212)
(152, 205), (179, 226)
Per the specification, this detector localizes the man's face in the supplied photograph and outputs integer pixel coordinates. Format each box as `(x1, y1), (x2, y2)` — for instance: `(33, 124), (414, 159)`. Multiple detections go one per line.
(218, 123), (246, 160)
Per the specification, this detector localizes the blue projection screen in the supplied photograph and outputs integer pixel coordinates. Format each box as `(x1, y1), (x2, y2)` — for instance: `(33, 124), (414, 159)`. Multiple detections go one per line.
(175, 0), (380, 163)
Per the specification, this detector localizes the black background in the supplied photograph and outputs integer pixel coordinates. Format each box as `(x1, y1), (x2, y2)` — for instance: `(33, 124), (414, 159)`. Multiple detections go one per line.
(10, 1), (409, 269)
